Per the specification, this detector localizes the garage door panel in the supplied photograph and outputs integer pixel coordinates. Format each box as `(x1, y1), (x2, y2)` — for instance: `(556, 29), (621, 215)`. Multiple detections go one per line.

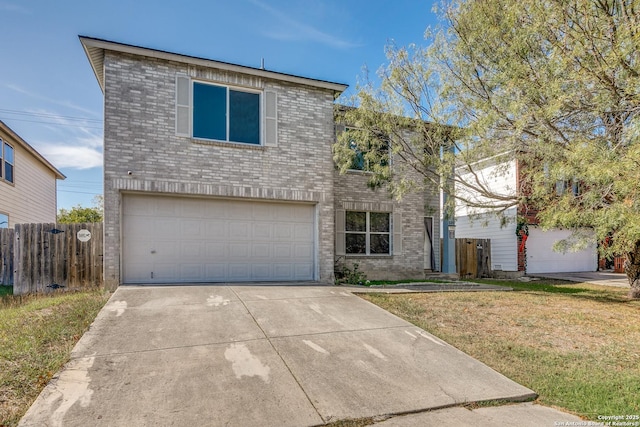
(181, 199), (206, 218)
(124, 216), (155, 235)
(252, 244), (270, 258)
(251, 264), (271, 279)
(180, 264), (204, 281)
(229, 204), (252, 220)
(273, 244), (291, 258)
(205, 222), (227, 238)
(182, 242), (205, 258)
(274, 224), (292, 239)
(294, 224), (313, 240)
(206, 242), (227, 258)
(123, 196), (154, 216)
(295, 264), (313, 279)
(153, 241), (179, 257)
(274, 264), (293, 278)
(293, 244), (313, 259)
(123, 195), (315, 283)
(253, 224), (272, 240)
(154, 263), (178, 281)
(182, 219), (204, 237)
(229, 221), (250, 238)
(228, 264), (250, 280)
(125, 262), (153, 282)
(156, 200), (179, 217)
(206, 264), (227, 280)
(229, 242), (250, 258)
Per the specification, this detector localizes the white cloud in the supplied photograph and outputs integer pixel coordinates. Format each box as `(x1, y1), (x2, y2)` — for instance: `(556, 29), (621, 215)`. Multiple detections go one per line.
(18, 109), (104, 171)
(37, 144), (102, 170)
(249, 0), (360, 49)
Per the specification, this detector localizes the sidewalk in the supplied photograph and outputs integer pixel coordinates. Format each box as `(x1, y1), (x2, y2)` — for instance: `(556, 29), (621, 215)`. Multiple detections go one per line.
(530, 271), (629, 288)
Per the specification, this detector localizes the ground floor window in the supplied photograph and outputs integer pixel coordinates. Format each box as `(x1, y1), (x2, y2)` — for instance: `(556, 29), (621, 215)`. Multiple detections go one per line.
(345, 211), (390, 255)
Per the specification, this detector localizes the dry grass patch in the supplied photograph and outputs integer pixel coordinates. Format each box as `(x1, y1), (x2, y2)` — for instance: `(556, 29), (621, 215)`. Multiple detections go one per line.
(361, 282), (640, 420)
(0, 290), (110, 427)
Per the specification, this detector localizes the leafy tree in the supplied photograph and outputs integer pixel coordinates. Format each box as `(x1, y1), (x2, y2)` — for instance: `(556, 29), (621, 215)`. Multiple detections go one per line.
(57, 196), (103, 223)
(334, 0), (640, 298)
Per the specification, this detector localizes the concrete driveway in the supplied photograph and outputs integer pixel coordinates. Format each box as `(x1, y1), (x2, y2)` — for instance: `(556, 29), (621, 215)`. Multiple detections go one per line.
(19, 284), (583, 426)
(531, 271), (629, 288)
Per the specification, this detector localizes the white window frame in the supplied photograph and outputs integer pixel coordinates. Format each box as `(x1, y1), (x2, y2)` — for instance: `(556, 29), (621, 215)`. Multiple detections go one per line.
(192, 80), (263, 145)
(176, 74), (278, 147)
(345, 211), (391, 255)
(0, 139), (15, 185)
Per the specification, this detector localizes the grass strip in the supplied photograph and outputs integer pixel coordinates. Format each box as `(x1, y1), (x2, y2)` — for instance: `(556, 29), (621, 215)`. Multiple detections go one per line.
(361, 282), (640, 420)
(0, 289), (110, 426)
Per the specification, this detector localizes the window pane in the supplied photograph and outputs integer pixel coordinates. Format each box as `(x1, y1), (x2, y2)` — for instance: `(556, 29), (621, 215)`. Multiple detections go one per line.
(370, 234), (390, 254)
(229, 90), (260, 144)
(349, 139), (364, 170)
(5, 164), (13, 183)
(346, 233), (366, 254)
(0, 213), (7, 228)
(193, 83), (227, 140)
(346, 211), (366, 232)
(4, 144), (13, 164)
(370, 212), (390, 232)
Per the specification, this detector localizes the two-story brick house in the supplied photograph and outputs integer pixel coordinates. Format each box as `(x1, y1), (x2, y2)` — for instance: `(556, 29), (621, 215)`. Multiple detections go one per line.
(80, 36), (440, 288)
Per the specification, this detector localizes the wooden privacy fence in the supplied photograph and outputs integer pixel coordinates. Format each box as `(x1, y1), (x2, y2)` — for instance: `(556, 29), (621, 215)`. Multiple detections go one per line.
(456, 238), (492, 279)
(0, 223), (103, 295)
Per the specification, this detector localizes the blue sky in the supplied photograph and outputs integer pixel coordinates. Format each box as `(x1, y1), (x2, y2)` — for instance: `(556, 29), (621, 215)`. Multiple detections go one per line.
(0, 0), (440, 210)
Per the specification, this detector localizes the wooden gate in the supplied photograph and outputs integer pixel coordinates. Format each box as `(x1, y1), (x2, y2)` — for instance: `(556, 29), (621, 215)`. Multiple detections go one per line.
(8, 223), (103, 294)
(456, 238), (492, 279)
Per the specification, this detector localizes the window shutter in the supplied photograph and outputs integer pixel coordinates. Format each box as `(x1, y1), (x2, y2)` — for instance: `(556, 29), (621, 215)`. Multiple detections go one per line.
(176, 74), (191, 136)
(264, 90), (277, 147)
(335, 209), (346, 256)
(393, 212), (402, 255)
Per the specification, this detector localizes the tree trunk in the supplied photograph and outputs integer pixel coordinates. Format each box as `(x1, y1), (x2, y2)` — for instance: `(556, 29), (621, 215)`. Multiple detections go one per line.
(624, 241), (640, 299)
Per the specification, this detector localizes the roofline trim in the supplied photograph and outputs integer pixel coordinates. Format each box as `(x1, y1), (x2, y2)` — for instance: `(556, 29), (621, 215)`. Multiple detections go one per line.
(0, 120), (66, 180)
(79, 36), (349, 93)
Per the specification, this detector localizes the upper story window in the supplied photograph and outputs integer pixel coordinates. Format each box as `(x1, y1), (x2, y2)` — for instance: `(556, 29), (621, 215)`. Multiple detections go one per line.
(193, 82), (260, 144)
(0, 213), (8, 228)
(345, 128), (389, 172)
(176, 74), (278, 147)
(0, 140), (14, 184)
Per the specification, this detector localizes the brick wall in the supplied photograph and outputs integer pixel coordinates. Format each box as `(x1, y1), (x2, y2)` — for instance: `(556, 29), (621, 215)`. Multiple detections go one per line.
(102, 51), (337, 288)
(334, 169), (441, 280)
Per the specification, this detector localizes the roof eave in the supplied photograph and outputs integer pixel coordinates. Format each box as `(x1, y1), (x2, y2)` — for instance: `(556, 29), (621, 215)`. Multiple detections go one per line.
(0, 120), (66, 180)
(79, 36), (349, 94)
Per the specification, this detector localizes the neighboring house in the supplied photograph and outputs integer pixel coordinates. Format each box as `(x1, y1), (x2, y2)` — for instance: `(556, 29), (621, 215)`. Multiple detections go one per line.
(80, 36), (441, 288)
(455, 154), (597, 275)
(0, 120), (65, 228)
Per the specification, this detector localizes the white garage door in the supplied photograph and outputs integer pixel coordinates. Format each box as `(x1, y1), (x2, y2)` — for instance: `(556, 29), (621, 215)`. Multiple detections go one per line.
(526, 228), (597, 274)
(122, 195), (315, 283)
